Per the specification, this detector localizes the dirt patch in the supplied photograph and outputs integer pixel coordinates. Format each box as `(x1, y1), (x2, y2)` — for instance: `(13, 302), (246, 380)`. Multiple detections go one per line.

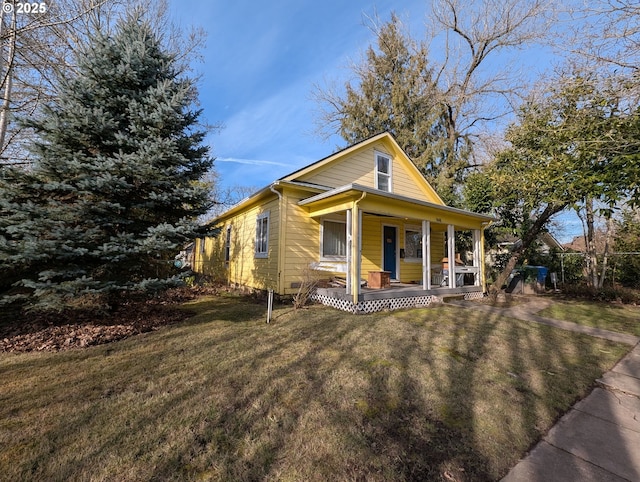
(0, 287), (216, 353)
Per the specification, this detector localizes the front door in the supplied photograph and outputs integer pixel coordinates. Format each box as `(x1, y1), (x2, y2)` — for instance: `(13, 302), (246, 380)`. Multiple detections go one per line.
(383, 225), (397, 279)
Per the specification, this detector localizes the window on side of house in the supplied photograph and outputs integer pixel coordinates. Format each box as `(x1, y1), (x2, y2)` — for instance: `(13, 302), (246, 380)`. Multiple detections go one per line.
(321, 219), (347, 259)
(199, 237), (206, 254)
(224, 225), (232, 262)
(405, 225), (422, 261)
(255, 212), (269, 258)
(375, 151), (392, 192)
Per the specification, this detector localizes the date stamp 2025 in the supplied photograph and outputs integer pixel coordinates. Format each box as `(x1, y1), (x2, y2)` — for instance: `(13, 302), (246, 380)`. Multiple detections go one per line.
(2, 2), (48, 14)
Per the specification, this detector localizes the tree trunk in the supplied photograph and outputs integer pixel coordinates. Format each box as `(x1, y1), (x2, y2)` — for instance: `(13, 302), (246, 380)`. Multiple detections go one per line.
(597, 216), (613, 289)
(584, 197), (599, 288)
(0, 10), (16, 154)
(489, 202), (567, 296)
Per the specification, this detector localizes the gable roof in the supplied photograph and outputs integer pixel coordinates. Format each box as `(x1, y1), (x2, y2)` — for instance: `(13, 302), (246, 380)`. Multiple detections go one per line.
(212, 132), (450, 223)
(280, 132), (445, 205)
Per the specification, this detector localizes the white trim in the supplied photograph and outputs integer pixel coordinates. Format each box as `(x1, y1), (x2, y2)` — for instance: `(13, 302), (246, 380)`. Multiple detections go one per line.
(346, 210), (352, 295)
(423, 220), (430, 290)
(374, 150), (392, 193)
(473, 229), (481, 286)
(403, 224), (422, 263)
(357, 209), (362, 293)
(381, 224), (400, 280)
(224, 225), (232, 263)
(255, 211), (270, 258)
(447, 224), (456, 288)
(298, 183), (495, 223)
(320, 218), (347, 261)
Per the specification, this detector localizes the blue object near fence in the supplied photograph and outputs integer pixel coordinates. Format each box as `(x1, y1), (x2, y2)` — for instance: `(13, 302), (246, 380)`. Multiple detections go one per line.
(536, 266), (548, 283)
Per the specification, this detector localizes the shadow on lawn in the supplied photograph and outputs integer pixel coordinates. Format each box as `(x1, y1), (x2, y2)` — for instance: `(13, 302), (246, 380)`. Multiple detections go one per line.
(2, 297), (628, 482)
(155, 302), (623, 480)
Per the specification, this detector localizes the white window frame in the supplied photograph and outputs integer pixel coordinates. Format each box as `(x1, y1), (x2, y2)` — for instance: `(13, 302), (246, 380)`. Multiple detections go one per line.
(320, 218), (347, 261)
(404, 224), (422, 262)
(255, 212), (269, 258)
(224, 225), (232, 263)
(199, 237), (206, 254)
(374, 151), (392, 192)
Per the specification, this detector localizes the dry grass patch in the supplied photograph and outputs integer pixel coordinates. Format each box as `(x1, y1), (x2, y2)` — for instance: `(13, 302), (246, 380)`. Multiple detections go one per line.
(0, 293), (628, 481)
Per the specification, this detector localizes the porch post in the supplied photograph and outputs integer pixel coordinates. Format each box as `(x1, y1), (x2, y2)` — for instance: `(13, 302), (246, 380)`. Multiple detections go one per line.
(473, 229), (481, 286)
(480, 228), (487, 290)
(346, 209), (352, 295)
(447, 224), (456, 288)
(350, 203), (361, 305)
(357, 210), (362, 298)
(422, 220), (430, 290)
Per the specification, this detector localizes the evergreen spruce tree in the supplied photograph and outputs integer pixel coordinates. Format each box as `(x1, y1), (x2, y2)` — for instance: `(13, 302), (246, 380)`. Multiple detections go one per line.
(0, 13), (213, 309)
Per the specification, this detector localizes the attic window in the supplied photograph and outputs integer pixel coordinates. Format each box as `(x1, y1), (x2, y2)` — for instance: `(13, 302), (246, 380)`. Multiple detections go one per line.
(375, 152), (392, 192)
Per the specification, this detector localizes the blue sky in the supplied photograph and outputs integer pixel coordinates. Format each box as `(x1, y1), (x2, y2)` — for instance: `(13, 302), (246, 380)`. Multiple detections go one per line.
(169, 0), (428, 187)
(168, 0), (583, 243)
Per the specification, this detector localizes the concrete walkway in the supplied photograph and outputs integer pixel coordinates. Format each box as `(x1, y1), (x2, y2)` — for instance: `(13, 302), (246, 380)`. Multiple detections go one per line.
(448, 296), (640, 481)
(503, 342), (640, 482)
(447, 297), (639, 346)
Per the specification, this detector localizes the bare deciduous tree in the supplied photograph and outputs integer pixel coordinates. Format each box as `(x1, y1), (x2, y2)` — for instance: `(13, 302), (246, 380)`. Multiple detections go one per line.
(426, 0), (555, 162)
(0, 0), (124, 164)
(0, 0), (208, 166)
(314, 0), (556, 202)
(562, 0), (639, 73)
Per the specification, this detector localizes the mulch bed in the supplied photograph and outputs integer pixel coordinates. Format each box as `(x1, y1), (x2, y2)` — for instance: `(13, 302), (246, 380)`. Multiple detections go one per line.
(0, 287), (216, 353)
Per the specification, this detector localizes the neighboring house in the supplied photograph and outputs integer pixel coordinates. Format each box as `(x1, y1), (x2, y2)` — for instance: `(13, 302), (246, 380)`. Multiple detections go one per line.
(562, 229), (608, 253)
(193, 132), (494, 313)
(489, 232), (565, 266)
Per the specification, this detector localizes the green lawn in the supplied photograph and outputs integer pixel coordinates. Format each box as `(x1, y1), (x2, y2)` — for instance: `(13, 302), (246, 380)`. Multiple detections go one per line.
(539, 299), (640, 336)
(0, 294), (629, 481)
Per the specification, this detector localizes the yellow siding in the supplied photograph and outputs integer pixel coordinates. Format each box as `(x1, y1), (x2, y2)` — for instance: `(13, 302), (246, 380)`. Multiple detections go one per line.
(277, 200), (456, 292)
(281, 192), (321, 294)
(296, 147), (374, 188)
(361, 217), (447, 283)
(193, 132), (488, 295)
(295, 140), (435, 202)
(193, 196), (280, 291)
(361, 214), (383, 276)
(431, 231), (446, 265)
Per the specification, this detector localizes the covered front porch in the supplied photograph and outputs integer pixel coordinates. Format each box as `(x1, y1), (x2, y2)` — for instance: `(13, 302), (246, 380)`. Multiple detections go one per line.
(314, 283), (485, 314)
(299, 184), (493, 314)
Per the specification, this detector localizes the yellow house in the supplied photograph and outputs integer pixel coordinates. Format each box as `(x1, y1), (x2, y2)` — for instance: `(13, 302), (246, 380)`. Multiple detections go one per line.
(194, 132), (494, 313)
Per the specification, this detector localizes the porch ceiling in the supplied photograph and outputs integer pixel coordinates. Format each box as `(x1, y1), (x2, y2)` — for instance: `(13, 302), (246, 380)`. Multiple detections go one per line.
(298, 183), (494, 230)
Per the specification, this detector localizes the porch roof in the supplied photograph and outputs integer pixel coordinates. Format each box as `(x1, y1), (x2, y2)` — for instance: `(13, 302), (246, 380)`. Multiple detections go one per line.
(298, 183), (494, 229)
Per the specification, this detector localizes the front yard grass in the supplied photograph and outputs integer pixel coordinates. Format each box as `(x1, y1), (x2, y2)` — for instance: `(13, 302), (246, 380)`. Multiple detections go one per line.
(0, 293), (629, 481)
(539, 299), (640, 336)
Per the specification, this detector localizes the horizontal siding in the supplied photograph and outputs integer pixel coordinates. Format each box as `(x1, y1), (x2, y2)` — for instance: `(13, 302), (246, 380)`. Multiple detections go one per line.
(282, 197), (322, 293)
(392, 160), (430, 202)
(297, 148), (374, 188)
(431, 231), (445, 263)
(295, 140), (433, 202)
(361, 214), (383, 276)
(193, 196), (280, 291)
(361, 217), (448, 284)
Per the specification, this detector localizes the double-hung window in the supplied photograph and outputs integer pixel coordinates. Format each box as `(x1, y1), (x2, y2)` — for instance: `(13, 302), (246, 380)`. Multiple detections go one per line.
(224, 226), (232, 262)
(255, 212), (269, 258)
(375, 152), (392, 192)
(404, 226), (422, 261)
(321, 220), (346, 259)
